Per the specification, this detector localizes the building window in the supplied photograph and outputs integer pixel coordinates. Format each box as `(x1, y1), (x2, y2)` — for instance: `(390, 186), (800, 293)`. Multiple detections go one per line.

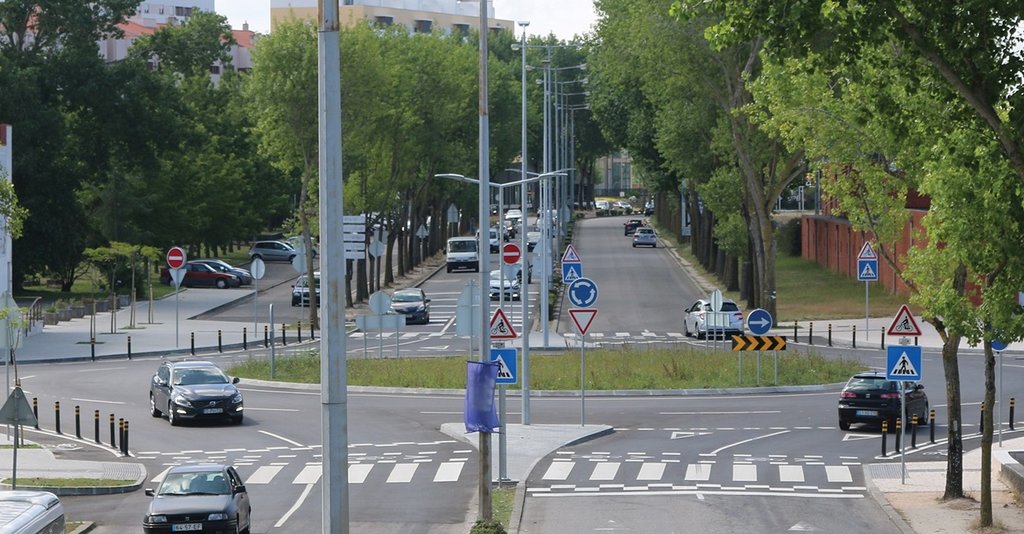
(210, 65), (220, 75)
(374, 16), (393, 27)
(414, 20), (432, 34)
(143, 4), (149, 13)
(453, 23), (469, 37)
(158, 6), (164, 14)
(175, 6), (193, 17)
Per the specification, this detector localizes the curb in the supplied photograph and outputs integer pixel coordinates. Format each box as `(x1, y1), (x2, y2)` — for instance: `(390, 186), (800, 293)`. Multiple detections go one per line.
(862, 466), (916, 534)
(0, 479), (143, 496)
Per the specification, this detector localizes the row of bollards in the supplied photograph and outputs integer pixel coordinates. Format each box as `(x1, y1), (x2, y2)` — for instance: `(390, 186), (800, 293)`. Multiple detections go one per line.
(881, 410), (937, 457)
(88, 322), (316, 361)
(33, 398), (131, 456)
(797, 322), (920, 348)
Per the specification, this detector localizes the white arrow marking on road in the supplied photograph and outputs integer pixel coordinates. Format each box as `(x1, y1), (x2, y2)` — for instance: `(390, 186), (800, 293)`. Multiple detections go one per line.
(788, 522), (820, 531)
(670, 431), (712, 440)
(841, 433), (880, 441)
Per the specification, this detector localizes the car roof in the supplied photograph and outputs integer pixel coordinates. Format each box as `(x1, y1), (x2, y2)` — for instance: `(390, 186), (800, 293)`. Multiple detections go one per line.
(167, 361), (221, 370)
(166, 463), (229, 474)
(393, 288), (422, 296)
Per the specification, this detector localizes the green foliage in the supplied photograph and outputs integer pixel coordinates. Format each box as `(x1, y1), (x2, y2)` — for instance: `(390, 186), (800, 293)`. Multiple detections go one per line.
(470, 519), (507, 534)
(129, 10), (235, 77)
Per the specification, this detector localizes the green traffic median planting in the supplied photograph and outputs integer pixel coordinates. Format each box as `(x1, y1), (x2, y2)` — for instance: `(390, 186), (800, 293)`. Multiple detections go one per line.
(228, 347), (863, 390)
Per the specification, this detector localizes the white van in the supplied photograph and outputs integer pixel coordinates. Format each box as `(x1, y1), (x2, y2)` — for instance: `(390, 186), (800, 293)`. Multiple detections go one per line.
(446, 237), (479, 273)
(0, 491), (65, 534)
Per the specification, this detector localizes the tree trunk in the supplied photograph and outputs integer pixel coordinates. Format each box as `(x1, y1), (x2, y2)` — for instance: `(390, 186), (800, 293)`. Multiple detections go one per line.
(980, 342), (994, 525)
(941, 265), (967, 500)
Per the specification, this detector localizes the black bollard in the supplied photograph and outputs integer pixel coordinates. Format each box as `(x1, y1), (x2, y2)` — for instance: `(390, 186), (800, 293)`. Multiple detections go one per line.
(128, 335), (132, 360)
(298, 321), (303, 343)
(32, 397), (38, 429)
(94, 410), (100, 444)
(809, 323), (813, 345)
(793, 322), (798, 340)
(90, 336), (96, 362)
(881, 420), (888, 456)
(929, 409), (936, 443)
(190, 332), (195, 356)
(122, 420), (129, 456)
(894, 418), (902, 452)
(881, 328), (885, 350)
(828, 324), (832, 347)
(264, 325), (269, 348)
(109, 413), (116, 448)
(911, 414), (918, 449)
(218, 330), (223, 353)
(1010, 398), (1016, 431)
(54, 401), (61, 434)
(75, 405), (81, 439)
(281, 324), (287, 346)
(118, 418), (124, 452)
(852, 325), (857, 349)
(243, 327), (247, 350)
(981, 402), (985, 433)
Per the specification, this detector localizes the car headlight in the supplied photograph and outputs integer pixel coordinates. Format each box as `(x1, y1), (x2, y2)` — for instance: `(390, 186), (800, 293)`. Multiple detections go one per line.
(171, 394), (192, 407)
(147, 515), (168, 523)
(416, 305), (425, 312)
(231, 393), (243, 404)
(207, 513), (228, 521)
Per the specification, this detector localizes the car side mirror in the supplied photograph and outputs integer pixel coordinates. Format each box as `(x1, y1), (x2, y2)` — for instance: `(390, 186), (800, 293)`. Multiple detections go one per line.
(915, 384), (924, 390)
(235, 485), (246, 494)
(153, 376), (166, 387)
(145, 489), (155, 497)
(232, 377), (240, 384)
(425, 298), (431, 303)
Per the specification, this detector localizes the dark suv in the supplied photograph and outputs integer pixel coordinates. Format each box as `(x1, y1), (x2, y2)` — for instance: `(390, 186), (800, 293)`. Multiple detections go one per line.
(624, 219), (644, 235)
(149, 361), (244, 426)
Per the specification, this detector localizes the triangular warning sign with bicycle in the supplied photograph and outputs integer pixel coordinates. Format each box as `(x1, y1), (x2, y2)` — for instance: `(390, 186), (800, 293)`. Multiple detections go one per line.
(858, 242), (877, 260)
(561, 244), (581, 263)
(490, 308), (517, 339)
(887, 305), (922, 336)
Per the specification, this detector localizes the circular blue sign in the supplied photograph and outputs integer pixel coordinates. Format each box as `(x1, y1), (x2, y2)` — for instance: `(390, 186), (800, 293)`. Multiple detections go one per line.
(746, 308), (773, 336)
(567, 278), (598, 308)
(992, 339), (1009, 352)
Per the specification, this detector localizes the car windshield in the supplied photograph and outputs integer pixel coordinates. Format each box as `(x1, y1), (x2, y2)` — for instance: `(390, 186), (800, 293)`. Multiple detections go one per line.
(172, 367), (229, 386)
(846, 377), (897, 391)
(158, 471), (229, 496)
(449, 240), (476, 253)
(636, 229), (654, 235)
(392, 291), (422, 303)
(204, 262), (229, 272)
(701, 302), (739, 312)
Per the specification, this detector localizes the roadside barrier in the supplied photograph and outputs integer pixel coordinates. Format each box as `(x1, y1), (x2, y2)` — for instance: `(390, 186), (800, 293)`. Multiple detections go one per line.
(881, 328), (885, 350)
(881, 420), (888, 456)
(243, 327), (247, 350)
(297, 322), (303, 343)
(981, 402), (985, 432)
(90, 336), (96, 362)
(218, 330), (223, 353)
(281, 324), (287, 346)
(109, 413), (115, 448)
(264, 325), (269, 348)
(190, 332), (195, 356)
(121, 420), (129, 456)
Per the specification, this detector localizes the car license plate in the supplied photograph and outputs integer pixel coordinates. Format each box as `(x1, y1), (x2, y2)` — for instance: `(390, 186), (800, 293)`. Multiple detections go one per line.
(202, 408), (223, 414)
(856, 410), (878, 417)
(172, 524), (202, 532)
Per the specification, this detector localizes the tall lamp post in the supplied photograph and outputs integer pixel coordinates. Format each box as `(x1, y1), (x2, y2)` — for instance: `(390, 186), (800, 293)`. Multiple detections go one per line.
(512, 20), (531, 424)
(475, 0), (492, 521)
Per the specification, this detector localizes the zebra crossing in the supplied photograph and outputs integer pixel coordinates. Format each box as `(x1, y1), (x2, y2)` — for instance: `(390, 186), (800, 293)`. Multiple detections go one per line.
(528, 454), (866, 497)
(149, 455), (474, 488)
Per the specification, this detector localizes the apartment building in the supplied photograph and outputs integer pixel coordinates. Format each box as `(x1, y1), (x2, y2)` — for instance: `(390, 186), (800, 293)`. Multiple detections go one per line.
(271, 0), (514, 35)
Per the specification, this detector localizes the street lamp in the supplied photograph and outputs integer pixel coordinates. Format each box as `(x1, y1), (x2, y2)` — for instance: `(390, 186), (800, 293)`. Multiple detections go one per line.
(513, 19), (530, 425)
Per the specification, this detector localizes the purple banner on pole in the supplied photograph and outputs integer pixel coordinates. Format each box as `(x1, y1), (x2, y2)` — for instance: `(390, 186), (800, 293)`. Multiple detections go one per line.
(465, 360), (500, 433)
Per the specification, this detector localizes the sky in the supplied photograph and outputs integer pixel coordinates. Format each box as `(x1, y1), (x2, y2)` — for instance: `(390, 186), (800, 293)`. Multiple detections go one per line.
(215, 0), (599, 40)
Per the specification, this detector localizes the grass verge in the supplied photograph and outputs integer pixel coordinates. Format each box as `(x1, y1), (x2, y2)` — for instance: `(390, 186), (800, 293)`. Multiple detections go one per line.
(493, 485), (516, 530)
(228, 347), (864, 390)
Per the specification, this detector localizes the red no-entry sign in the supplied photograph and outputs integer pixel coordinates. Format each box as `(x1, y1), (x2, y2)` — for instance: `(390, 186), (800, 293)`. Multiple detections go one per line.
(502, 243), (521, 265)
(166, 246), (186, 269)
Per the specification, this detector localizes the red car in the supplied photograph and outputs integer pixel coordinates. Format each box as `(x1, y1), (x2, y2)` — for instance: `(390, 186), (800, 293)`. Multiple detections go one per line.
(624, 219), (645, 235)
(160, 261), (240, 289)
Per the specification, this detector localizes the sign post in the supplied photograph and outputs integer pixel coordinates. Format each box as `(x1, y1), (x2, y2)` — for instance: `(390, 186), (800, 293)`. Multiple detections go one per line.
(746, 309), (773, 386)
(489, 316), (517, 485)
(858, 242), (879, 339)
(250, 257), (266, 340)
(166, 247), (187, 348)
(567, 278), (598, 426)
(886, 304), (923, 485)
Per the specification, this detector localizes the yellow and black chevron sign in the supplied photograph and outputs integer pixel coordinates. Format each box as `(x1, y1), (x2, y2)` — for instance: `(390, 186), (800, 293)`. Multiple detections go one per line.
(731, 335), (787, 351)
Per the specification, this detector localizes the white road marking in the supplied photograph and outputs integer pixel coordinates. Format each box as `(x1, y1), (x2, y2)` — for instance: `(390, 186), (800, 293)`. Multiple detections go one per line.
(659, 411), (780, 415)
(590, 462), (620, 481)
(349, 464), (373, 483)
(710, 430), (791, 455)
(684, 464), (712, 481)
(246, 465), (283, 484)
(433, 462), (465, 482)
(542, 462), (575, 480)
(387, 463), (419, 483)
(293, 465), (322, 485)
(779, 465), (805, 482)
(637, 463), (665, 481)
(245, 407), (300, 412)
(440, 316), (456, 335)
(71, 397), (126, 405)
(150, 467), (171, 484)
(825, 466), (853, 483)
(258, 430), (305, 447)
(733, 464), (758, 482)
(275, 483), (315, 528)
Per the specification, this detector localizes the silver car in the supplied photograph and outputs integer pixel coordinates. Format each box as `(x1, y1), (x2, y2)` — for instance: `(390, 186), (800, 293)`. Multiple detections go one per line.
(249, 240), (296, 263)
(683, 298), (744, 338)
(632, 227), (657, 248)
(489, 269), (520, 301)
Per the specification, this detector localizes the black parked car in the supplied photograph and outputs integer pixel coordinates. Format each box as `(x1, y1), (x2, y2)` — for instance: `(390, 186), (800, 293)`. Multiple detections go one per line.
(143, 463), (251, 534)
(150, 361), (244, 426)
(837, 371), (928, 430)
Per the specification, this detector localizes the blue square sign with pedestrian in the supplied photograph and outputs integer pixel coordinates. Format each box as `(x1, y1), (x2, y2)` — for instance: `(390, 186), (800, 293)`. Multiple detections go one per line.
(886, 346), (922, 381)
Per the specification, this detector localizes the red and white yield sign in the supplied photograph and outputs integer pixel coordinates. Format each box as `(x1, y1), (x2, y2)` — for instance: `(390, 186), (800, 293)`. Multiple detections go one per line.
(166, 246), (187, 269)
(502, 243), (522, 265)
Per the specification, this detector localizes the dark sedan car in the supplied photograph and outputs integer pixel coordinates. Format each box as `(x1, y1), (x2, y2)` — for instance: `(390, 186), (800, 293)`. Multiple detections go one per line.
(150, 361), (244, 426)
(389, 288), (430, 324)
(191, 259), (253, 286)
(143, 463), (251, 534)
(160, 262), (240, 289)
(837, 371), (928, 430)
(624, 218), (644, 235)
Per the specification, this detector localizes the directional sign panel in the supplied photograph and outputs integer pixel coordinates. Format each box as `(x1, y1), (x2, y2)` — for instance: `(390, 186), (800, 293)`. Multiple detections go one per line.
(567, 278), (598, 308)
(857, 259), (878, 282)
(562, 263), (582, 283)
(490, 348), (518, 385)
(731, 335), (787, 351)
(746, 308), (773, 336)
(886, 346), (922, 381)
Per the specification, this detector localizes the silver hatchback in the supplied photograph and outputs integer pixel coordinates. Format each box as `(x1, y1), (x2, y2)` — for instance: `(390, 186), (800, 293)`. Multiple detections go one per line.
(249, 240), (296, 263)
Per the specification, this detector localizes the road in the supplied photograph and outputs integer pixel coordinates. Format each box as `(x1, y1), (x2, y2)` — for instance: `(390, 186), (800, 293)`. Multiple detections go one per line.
(18, 215), (1024, 532)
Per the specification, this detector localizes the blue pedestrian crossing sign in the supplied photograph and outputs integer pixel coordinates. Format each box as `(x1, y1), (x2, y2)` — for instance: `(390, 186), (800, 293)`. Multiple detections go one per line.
(858, 259), (878, 281)
(886, 346), (922, 381)
(490, 347), (517, 385)
(562, 263), (582, 283)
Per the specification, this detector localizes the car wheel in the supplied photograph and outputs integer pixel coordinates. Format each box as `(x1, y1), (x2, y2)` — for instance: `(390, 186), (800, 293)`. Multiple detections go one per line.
(839, 420), (850, 431)
(168, 402), (179, 426)
(632, 244), (637, 248)
(288, 255), (296, 263)
(683, 321), (689, 337)
(447, 265), (452, 273)
(150, 394), (161, 417)
(652, 243), (657, 248)
(251, 254), (262, 262)
(216, 279), (228, 289)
